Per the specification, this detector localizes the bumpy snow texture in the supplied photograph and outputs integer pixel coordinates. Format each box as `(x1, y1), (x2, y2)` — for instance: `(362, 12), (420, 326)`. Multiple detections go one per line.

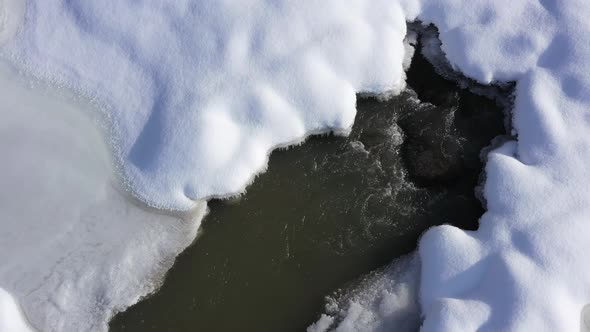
(2, 0), (590, 331)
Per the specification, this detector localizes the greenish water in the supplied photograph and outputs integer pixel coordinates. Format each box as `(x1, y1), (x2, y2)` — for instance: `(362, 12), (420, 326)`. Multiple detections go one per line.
(110, 35), (507, 332)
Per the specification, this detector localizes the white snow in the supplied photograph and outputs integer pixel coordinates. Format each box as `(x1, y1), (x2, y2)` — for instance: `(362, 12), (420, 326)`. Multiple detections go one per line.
(0, 288), (34, 332)
(314, 0), (590, 331)
(2, 0), (590, 331)
(417, 0), (590, 330)
(0, 62), (207, 332)
(0, 0), (416, 210)
(308, 255), (420, 332)
(0, 0), (25, 46)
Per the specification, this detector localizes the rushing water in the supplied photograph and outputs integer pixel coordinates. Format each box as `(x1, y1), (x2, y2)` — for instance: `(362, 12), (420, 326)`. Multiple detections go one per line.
(110, 30), (508, 332)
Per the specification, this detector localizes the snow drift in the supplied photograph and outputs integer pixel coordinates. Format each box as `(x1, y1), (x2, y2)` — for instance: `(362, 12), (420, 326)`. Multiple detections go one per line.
(1, 0), (416, 210)
(2, 0), (590, 331)
(418, 1), (590, 330)
(314, 0), (590, 331)
(0, 62), (206, 331)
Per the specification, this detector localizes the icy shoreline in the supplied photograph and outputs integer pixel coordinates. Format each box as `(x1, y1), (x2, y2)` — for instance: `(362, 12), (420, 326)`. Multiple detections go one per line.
(0, 62), (207, 331)
(2, 0), (590, 331)
(111, 41), (506, 330)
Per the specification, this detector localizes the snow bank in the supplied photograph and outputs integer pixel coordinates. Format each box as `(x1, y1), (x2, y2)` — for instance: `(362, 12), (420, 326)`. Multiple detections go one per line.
(417, 0), (590, 330)
(0, 1), (418, 331)
(1, 0), (418, 210)
(316, 3), (590, 330)
(316, 0), (590, 330)
(3, 0), (590, 331)
(0, 62), (207, 332)
(308, 254), (420, 332)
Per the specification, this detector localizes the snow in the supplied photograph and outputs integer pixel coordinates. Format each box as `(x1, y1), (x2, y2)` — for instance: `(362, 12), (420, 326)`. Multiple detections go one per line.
(308, 255), (420, 332)
(2, 0), (590, 331)
(417, 0), (590, 330)
(0, 288), (34, 332)
(0, 0), (416, 210)
(0, 0), (24, 46)
(314, 0), (590, 331)
(0, 62), (207, 332)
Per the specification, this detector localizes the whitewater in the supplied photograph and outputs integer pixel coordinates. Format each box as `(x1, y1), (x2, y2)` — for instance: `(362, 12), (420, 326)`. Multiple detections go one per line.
(1, 0), (590, 331)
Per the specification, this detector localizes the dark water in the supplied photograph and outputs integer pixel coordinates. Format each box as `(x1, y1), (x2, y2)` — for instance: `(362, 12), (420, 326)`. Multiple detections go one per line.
(110, 31), (508, 332)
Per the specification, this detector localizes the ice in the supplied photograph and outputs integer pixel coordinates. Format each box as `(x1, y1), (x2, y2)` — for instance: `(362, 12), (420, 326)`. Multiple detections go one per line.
(2, 0), (590, 331)
(0, 62), (207, 331)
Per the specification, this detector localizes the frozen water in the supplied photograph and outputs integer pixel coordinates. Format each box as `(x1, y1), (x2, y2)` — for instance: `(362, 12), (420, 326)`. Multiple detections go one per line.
(2, 0), (590, 331)
(0, 62), (207, 332)
(0, 1), (415, 331)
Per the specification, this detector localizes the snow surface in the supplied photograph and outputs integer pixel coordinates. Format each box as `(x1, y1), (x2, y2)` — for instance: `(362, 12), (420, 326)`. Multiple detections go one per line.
(0, 62), (207, 331)
(0, 288), (34, 332)
(0, 0), (24, 46)
(417, 1), (590, 330)
(313, 0), (590, 331)
(2, 0), (590, 331)
(308, 254), (420, 332)
(1, 0), (418, 210)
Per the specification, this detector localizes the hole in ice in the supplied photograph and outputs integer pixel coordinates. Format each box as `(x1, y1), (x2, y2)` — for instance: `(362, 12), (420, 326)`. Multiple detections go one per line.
(110, 25), (512, 332)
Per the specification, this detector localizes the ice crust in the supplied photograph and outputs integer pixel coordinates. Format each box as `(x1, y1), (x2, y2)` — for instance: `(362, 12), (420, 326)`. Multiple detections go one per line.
(2, 0), (590, 331)
(0, 63), (207, 332)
